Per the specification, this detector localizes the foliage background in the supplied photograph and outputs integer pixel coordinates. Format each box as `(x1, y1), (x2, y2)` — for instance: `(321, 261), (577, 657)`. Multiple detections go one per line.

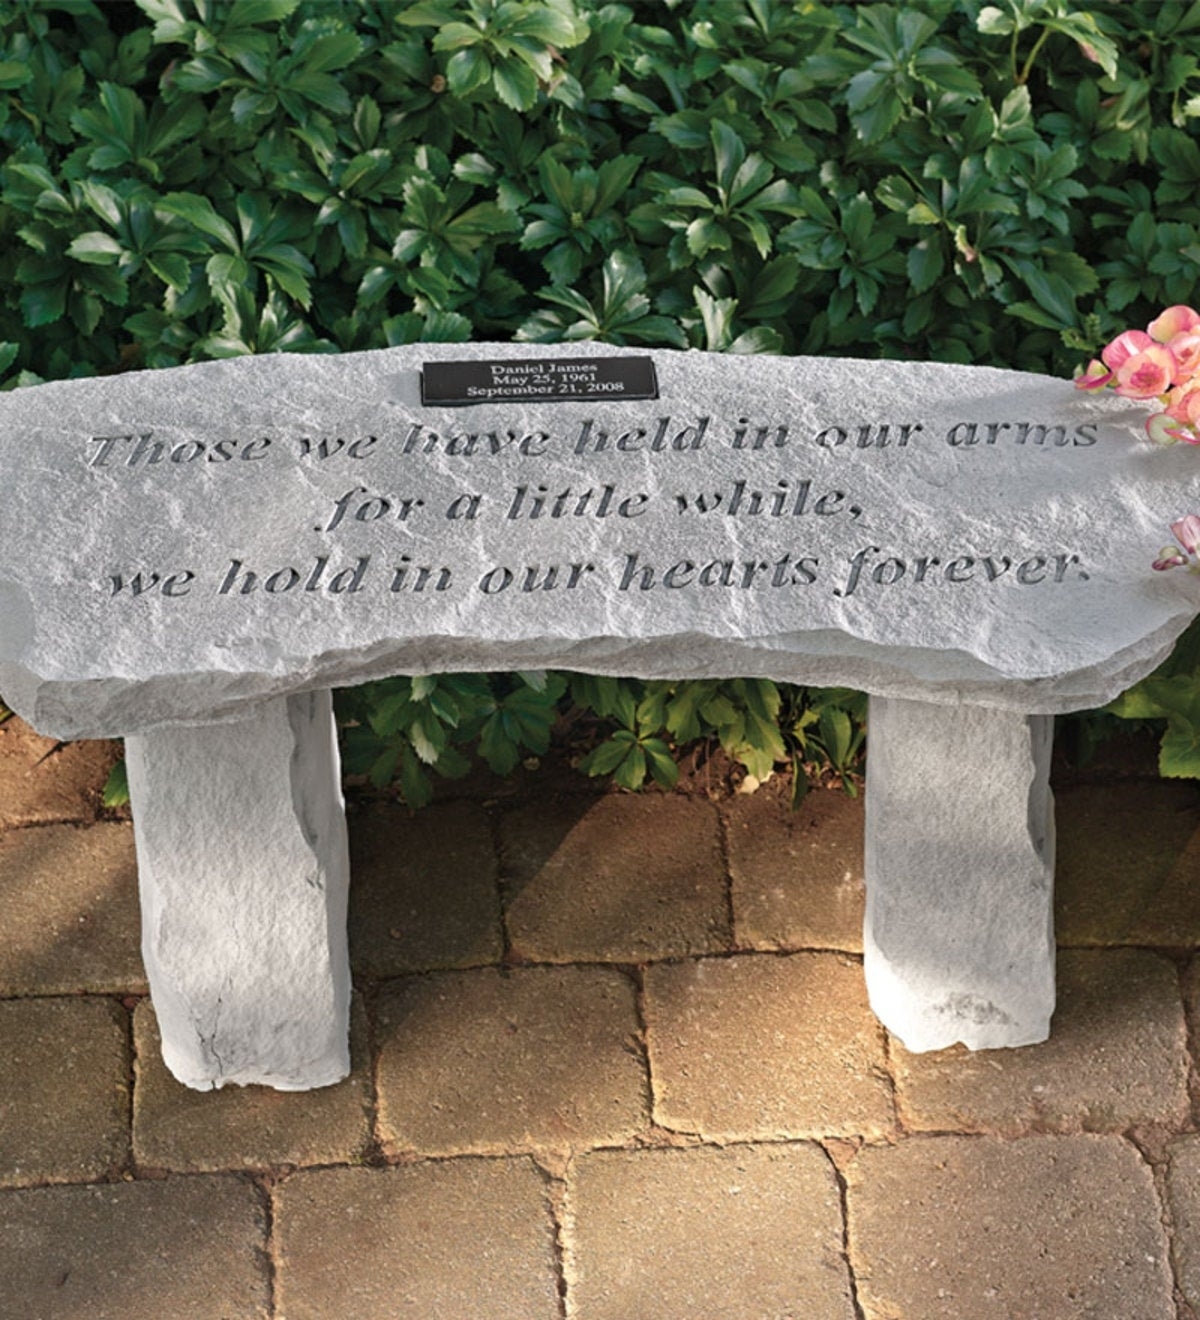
(2, 0), (1199, 802)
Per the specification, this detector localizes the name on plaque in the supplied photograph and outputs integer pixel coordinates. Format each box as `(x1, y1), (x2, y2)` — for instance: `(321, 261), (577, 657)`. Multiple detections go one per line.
(421, 355), (659, 406)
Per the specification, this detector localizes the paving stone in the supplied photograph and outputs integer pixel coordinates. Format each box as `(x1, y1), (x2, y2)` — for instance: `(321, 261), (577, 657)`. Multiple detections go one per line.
(376, 966), (646, 1155)
(1166, 1135), (1200, 1311)
(564, 1143), (856, 1320)
(347, 800), (502, 976)
(0, 823), (145, 995)
(644, 953), (893, 1140)
(0, 717), (119, 827)
(0, 997), (129, 1187)
(501, 795), (729, 962)
(894, 949), (1189, 1133)
(0, 1174), (268, 1320)
(1055, 782), (1200, 945)
(132, 996), (371, 1171)
(275, 1158), (560, 1320)
(847, 1135), (1174, 1320)
(726, 786), (864, 952)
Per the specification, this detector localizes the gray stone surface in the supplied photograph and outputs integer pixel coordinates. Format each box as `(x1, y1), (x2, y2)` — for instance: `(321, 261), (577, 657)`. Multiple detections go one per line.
(0, 822), (145, 994)
(125, 690), (350, 1091)
(564, 1143), (857, 1320)
(376, 965), (647, 1155)
(644, 953), (894, 1140)
(0, 997), (129, 1187)
(0, 1174), (269, 1320)
(864, 696), (1056, 1051)
(893, 949), (1190, 1132)
(847, 1135), (1174, 1320)
(2, 344), (1195, 741)
(501, 794), (728, 961)
(132, 997), (371, 1172)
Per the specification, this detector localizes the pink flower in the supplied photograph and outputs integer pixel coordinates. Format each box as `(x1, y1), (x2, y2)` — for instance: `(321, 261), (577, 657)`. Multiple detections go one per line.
(1153, 546), (1191, 571)
(1152, 515), (1200, 571)
(1102, 328), (1153, 371)
(1168, 330), (1200, 379)
(1171, 514), (1200, 555)
(1074, 358), (1113, 390)
(1148, 305), (1200, 343)
(1115, 344), (1177, 399)
(1147, 412), (1197, 445)
(1165, 382), (1200, 424)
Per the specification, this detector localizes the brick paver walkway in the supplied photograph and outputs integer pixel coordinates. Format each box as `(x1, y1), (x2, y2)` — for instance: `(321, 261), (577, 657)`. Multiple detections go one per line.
(2, 714), (1199, 1318)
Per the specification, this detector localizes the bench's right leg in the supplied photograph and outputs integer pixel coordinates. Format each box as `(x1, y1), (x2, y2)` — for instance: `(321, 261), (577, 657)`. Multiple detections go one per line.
(124, 690), (351, 1091)
(862, 695), (1056, 1052)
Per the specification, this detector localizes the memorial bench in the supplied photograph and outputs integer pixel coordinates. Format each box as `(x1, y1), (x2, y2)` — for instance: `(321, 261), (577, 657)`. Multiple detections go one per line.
(2, 343), (1196, 1091)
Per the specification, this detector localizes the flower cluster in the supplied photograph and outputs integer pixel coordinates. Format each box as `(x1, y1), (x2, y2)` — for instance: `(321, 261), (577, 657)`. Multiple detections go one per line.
(1154, 516), (1200, 573)
(1075, 304), (1200, 445)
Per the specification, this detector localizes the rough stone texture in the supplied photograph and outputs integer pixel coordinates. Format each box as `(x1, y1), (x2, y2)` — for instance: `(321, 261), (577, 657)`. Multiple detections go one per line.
(0, 822), (145, 994)
(644, 953), (893, 1140)
(0, 1174), (269, 1319)
(893, 948), (1190, 1133)
(0, 716), (117, 827)
(274, 1159), (561, 1320)
(1055, 781), (1200, 945)
(0, 997), (129, 1187)
(727, 785), (864, 952)
(865, 696), (1056, 1051)
(126, 690), (350, 1091)
(501, 794), (728, 962)
(132, 996), (371, 1172)
(3, 345), (1195, 744)
(564, 1143), (856, 1320)
(847, 1135), (1175, 1320)
(376, 965), (646, 1156)
(347, 800), (502, 975)
(1166, 1135), (1200, 1311)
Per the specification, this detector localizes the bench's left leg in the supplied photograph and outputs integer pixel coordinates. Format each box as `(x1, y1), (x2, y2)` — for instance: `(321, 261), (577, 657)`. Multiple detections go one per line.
(124, 690), (351, 1090)
(863, 695), (1056, 1052)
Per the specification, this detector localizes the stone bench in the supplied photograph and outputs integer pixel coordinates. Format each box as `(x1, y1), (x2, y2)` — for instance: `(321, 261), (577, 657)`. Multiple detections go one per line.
(1, 344), (1196, 1090)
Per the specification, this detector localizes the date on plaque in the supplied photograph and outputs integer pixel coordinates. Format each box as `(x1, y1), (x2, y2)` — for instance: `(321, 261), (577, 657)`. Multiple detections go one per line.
(421, 356), (659, 406)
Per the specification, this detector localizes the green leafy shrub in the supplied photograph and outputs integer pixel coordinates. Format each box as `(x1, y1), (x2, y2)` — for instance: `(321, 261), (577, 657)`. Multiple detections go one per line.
(3, 0), (1199, 799)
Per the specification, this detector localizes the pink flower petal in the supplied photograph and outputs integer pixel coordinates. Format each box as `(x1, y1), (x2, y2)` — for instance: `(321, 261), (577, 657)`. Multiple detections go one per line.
(1148, 305), (1200, 343)
(1102, 328), (1154, 371)
(1171, 514), (1200, 555)
(1074, 359), (1113, 390)
(1115, 344), (1177, 399)
(1168, 330), (1200, 379)
(1153, 548), (1190, 571)
(1147, 413), (1186, 445)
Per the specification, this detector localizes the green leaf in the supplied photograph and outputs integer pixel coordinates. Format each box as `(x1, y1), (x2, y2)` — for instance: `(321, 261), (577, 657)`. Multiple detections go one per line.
(493, 60), (539, 111)
(0, 60), (33, 90)
(102, 759), (130, 808)
(67, 232), (125, 265)
(160, 193), (239, 251)
(447, 46), (492, 95)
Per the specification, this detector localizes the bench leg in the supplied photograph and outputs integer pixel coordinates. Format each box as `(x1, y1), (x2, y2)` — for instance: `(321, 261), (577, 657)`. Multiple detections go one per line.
(124, 691), (351, 1090)
(863, 696), (1056, 1052)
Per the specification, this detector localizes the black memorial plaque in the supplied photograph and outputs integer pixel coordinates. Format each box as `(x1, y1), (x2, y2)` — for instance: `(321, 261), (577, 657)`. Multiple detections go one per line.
(421, 355), (659, 406)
